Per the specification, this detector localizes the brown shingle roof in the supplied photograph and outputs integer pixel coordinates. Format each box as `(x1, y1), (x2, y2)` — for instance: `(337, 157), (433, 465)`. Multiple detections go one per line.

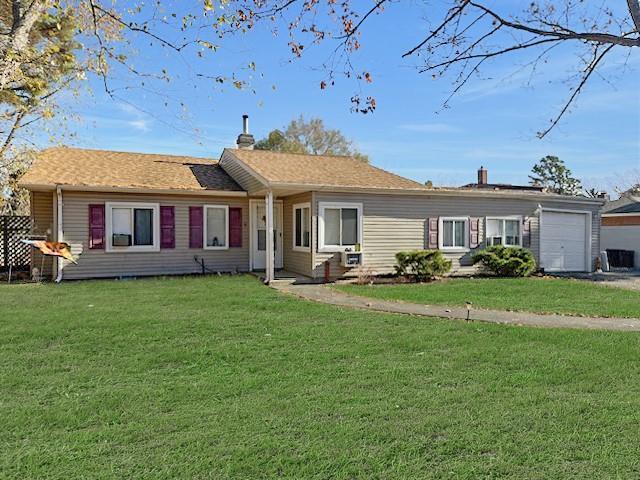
(225, 148), (426, 191)
(19, 147), (244, 192)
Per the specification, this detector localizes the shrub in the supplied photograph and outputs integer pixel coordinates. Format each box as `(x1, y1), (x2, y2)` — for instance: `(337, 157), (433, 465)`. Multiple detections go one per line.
(472, 245), (537, 277)
(395, 250), (452, 282)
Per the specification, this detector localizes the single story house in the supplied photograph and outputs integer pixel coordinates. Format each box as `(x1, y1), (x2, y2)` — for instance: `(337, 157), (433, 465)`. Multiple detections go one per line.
(19, 117), (603, 282)
(601, 190), (640, 269)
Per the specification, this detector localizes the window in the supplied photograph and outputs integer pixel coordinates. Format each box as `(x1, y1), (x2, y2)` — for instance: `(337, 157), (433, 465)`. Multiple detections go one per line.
(486, 218), (521, 246)
(318, 202), (363, 251)
(293, 203), (311, 251)
(106, 203), (159, 252)
(439, 217), (468, 250)
(204, 205), (229, 250)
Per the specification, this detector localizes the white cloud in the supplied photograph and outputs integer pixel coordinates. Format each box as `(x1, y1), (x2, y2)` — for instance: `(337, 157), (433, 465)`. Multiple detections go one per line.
(128, 119), (151, 132)
(115, 102), (153, 133)
(399, 123), (461, 133)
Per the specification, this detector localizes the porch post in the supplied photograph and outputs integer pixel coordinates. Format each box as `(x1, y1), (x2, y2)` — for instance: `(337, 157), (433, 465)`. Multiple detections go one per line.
(265, 190), (275, 284)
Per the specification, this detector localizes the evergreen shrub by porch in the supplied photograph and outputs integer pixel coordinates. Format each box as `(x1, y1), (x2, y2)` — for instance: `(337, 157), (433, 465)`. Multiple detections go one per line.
(395, 250), (452, 282)
(472, 245), (537, 277)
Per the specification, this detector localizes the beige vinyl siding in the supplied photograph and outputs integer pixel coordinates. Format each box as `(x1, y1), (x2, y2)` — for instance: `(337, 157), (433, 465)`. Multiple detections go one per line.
(281, 192), (313, 276)
(311, 192), (600, 279)
(60, 191), (250, 280)
(219, 152), (265, 194)
(30, 191), (55, 279)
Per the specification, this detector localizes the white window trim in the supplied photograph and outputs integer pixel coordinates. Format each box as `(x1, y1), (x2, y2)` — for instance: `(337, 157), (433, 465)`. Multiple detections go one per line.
(317, 202), (364, 253)
(485, 216), (523, 247)
(292, 202), (311, 252)
(203, 204), (230, 250)
(105, 202), (160, 253)
(438, 216), (469, 252)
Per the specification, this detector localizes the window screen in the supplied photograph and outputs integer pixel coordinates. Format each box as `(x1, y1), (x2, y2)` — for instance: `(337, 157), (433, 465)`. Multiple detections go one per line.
(505, 220), (520, 245)
(134, 209), (153, 246)
(443, 220), (466, 248)
(294, 206), (311, 248)
(112, 208), (131, 236)
(206, 207), (227, 247)
(341, 208), (358, 245)
(324, 208), (341, 245)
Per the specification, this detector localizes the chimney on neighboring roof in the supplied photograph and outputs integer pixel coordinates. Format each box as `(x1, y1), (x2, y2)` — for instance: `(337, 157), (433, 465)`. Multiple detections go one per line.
(236, 114), (255, 149)
(477, 166), (488, 185)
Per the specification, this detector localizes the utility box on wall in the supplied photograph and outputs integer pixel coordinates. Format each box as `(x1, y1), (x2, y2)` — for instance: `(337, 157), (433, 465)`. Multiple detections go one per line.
(341, 251), (363, 267)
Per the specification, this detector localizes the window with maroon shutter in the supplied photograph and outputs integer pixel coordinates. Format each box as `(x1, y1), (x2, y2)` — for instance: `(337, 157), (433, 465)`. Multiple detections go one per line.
(229, 207), (242, 248)
(89, 204), (105, 249)
(427, 217), (438, 249)
(160, 206), (175, 249)
(189, 206), (203, 248)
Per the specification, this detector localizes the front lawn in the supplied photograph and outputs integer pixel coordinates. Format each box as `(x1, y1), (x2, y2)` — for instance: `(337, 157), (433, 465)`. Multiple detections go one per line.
(2, 275), (640, 478)
(335, 277), (640, 318)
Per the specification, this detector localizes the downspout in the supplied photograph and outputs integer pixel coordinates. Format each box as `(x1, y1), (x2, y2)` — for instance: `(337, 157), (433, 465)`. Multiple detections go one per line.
(55, 185), (64, 283)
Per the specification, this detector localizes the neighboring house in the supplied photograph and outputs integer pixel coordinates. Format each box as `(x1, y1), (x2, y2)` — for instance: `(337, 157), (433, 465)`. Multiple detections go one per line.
(601, 190), (640, 269)
(19, 117), (603, 281)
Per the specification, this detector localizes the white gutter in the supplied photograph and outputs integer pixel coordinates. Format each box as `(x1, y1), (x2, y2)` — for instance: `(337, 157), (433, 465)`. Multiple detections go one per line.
(55, 185), (64, 283)
(18, 183), (248, 197)
(602, 212), (640, 217)
(266, 183), (605, 204)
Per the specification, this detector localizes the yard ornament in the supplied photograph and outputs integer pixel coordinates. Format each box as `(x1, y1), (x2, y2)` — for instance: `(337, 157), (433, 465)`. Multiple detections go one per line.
(22, 240), (77, 264)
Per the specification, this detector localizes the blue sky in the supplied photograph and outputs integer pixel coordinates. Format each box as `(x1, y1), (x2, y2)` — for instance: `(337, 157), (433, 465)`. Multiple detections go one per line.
(56, 1), (639, 191)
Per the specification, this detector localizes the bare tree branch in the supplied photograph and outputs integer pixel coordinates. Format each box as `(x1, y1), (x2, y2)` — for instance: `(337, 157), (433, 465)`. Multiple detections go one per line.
(627, 0), (640, 32)
(537, 43), (615, 138)
(0, 110), (27, 156)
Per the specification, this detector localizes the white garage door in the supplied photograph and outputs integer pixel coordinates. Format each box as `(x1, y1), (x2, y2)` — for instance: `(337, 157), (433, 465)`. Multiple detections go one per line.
(540, 211), (588, 272)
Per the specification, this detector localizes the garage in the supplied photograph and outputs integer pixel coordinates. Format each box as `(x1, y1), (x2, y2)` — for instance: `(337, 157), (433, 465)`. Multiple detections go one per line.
(540, 210), (590, 272)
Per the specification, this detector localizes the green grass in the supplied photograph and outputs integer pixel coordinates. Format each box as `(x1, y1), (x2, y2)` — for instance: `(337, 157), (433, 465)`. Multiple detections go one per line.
(1, 275), (640, 479)
(335, 277), (640, 319)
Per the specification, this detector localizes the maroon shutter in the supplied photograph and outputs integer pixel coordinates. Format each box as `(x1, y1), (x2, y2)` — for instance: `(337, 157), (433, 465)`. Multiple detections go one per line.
(160, 206), (175, 249)
(469, 217), (480, 248)
(189, 206), (203, 248)
(522, 218), (531, 247)
(89, 204), (105, 249)
(229, 207), (242, 248)
(427, 217), (438, 249)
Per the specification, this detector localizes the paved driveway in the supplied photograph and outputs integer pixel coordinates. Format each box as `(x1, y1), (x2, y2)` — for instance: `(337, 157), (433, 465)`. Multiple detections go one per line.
(552, 271), (640, 291)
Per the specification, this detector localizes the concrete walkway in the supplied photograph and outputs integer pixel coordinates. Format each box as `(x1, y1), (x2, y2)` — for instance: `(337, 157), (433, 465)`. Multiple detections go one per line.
(274, 283), (640, 332)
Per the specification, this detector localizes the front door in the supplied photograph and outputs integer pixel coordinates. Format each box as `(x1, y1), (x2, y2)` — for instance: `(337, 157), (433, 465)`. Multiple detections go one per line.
(251, 201), (283, 270)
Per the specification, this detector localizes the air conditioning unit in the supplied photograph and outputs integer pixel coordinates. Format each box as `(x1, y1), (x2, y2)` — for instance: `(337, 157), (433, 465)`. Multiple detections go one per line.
(112, 234), (132, 247)
(341, 251), (363, 267)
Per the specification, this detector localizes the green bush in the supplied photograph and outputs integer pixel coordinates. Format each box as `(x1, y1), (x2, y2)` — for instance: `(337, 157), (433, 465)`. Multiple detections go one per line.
(472, 245), (537, 277)
(395, 250), (452, 282)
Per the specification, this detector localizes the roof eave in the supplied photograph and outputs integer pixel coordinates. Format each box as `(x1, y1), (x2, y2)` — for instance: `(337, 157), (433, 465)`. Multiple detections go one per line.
(220, 149), (271, 188)
(19, 183), (247, 197)
(269, 182), (605, 203)
(602, 212), (640, 217)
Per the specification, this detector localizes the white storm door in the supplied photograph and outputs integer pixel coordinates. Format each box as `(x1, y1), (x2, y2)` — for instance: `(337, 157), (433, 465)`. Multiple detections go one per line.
(251, 201), (283, 270)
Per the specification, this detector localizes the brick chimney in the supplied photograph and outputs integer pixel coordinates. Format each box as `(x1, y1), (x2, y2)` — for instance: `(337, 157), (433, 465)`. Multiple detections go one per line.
(477, 166), (488, 185)
(236, 114), (255, 149)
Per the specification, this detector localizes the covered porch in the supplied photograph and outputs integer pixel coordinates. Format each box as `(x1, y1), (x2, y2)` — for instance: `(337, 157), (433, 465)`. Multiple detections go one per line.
(249, 187), (313, 284)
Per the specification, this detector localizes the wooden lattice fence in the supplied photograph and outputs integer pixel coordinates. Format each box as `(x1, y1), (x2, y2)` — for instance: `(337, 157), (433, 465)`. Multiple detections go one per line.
(1, 216), (31, 272)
